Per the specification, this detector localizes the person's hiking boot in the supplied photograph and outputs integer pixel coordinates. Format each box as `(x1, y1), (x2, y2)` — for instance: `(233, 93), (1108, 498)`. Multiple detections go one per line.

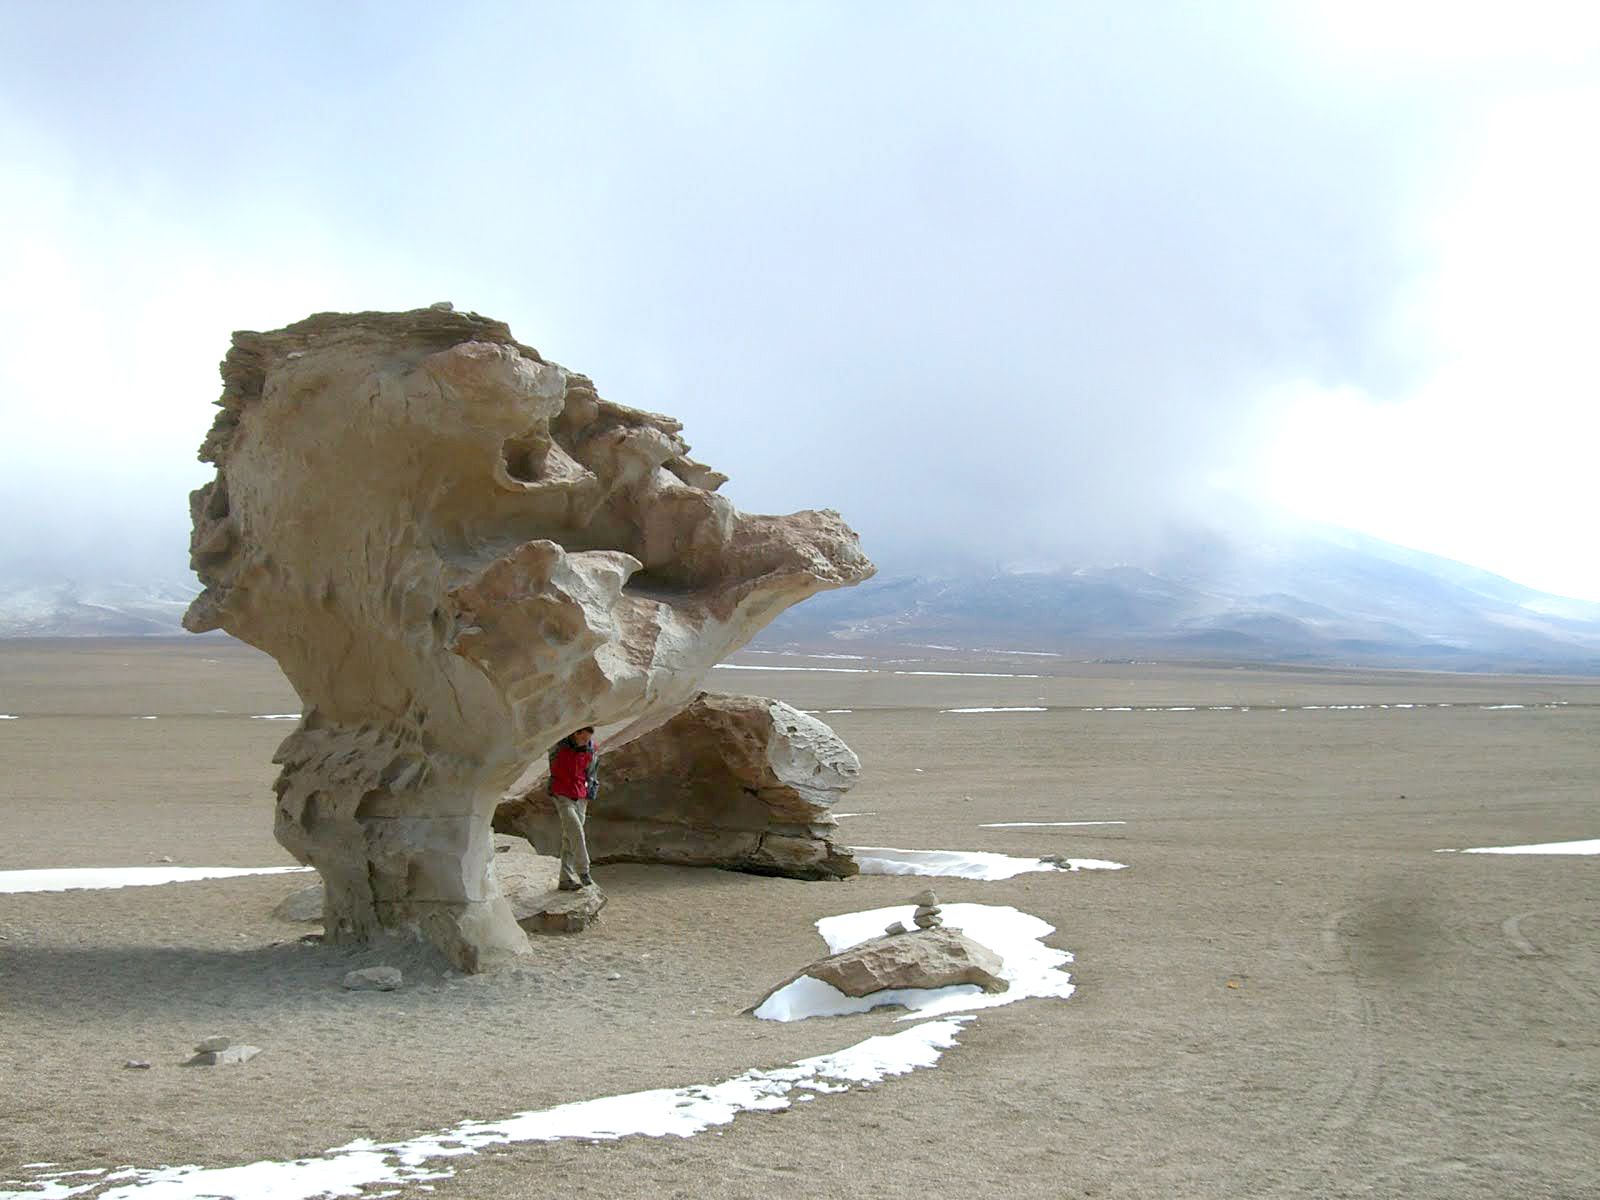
(557, 877), (582, 892)
(578, 874), (594, 887)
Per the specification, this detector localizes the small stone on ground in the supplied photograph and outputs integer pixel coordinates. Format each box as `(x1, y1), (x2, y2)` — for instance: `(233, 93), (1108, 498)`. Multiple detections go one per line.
(343, 966), (403, 991)
(273, 883), (324, 923)
(511, 885), (606, 935)
(185, 1045), (261, 1067)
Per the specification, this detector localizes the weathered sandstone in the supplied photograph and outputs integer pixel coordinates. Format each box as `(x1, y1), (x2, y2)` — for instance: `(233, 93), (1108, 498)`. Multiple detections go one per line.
(755, 926), (1008, 1011)
(495, 692), (859, 879)
(185, 306), (872, 969)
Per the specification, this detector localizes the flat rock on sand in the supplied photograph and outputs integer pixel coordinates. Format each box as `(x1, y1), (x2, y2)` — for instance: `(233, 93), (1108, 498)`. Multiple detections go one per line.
(768, 926), (1008, 1002)
(272, 882), (323, 923)
(343, 966), (403, 991)
(512, 886), (605, 934)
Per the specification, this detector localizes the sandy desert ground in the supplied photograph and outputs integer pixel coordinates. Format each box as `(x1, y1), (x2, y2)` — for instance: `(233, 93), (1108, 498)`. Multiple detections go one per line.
(2, 638), (1598, 1199)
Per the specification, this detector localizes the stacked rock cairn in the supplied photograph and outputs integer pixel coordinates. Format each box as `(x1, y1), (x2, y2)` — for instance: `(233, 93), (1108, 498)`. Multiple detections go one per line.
(884, 888), (943, 936)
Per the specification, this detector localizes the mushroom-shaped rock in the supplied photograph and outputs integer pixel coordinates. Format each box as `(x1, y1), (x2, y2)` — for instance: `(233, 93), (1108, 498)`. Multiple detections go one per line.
(495, 691), (860, 879)
(184, 307), (873, 970)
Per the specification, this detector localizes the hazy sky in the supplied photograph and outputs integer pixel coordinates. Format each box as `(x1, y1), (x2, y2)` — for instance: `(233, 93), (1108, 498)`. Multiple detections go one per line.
(3, 1), (1597, 597)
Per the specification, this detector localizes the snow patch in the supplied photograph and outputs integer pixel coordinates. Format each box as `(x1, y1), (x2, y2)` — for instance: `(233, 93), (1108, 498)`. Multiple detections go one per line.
(0, 866), (314, 894)
(754, 902), (1074, 1023)
(0, 1021), (971, 1200)
(712, 664), (870, 674)
(892, 670), (1042, 679)
(940, 706), (1047, 714)
(250, 714), (300, 720)
(852, 847), (1126, 880)
(1437, 839), (1599, 856)
(978, 821), (1126, 828)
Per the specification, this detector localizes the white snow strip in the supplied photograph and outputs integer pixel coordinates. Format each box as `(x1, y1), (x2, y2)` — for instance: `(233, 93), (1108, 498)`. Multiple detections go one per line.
(712, 663), (871, 674)
(1480, 704), (1526, 710)
(135, 716), (158, 720)
(250, 713), (300, 720)
(742, 651), (867, 660)
(1438, 839), (1600, 856)
(978, 821), (1126, 828)
(0, 1174), (103, 1200)
(0, 714), (19, 720)
(852, 846), (1126, 880)
(940, 706), (1047, 714)
(0, 866), (314, 894)
(754, 902), (1074, 1023)
(831, 812), (875, 819)
(823, 709), (853, 714)
(0, 1020), (970, 1200)
(724, 661), (1049, 679)
(892, 670), (1043, 678)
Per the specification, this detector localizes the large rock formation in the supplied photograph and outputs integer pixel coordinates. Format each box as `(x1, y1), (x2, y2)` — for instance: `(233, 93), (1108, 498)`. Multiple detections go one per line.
(185, 306), (872, 970)
(495, 691), (859, 879)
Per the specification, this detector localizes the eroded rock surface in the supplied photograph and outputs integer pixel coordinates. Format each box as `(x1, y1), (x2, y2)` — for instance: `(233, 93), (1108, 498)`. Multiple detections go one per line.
(185, 306), (872, 969)
(513, 887), (606, 935)
(495, 692), (859, 879)
(757, 927), (1008, 1011)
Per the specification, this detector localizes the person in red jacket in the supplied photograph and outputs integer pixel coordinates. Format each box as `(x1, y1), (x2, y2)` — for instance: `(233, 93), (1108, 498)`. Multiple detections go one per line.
(547, 726), (598, 891)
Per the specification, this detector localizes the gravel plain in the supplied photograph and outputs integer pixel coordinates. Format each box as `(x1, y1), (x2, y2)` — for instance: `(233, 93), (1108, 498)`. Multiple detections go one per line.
(2, 638), (1597, 1199)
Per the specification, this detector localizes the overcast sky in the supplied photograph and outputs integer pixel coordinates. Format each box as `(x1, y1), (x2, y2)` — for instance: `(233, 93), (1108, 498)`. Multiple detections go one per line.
(3, 1), (1597, 597)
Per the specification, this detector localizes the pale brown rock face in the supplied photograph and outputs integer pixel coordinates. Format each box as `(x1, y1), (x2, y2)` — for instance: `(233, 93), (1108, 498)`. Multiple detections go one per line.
(185, 306), (873, 970)
(753, 927), (1009, 1012)
(495, 691), (860, 879)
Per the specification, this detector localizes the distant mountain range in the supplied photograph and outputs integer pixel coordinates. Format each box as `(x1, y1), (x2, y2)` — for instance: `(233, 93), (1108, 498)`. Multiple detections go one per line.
(5, 528), (1598, 673)
(0, 579), (202, 638)
(756, 528), (1600, 674)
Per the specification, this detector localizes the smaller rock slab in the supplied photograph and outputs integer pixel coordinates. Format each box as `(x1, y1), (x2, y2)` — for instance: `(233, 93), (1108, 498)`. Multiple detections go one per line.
(186, 1045), (261, 1067)
(273, 883), (324, 923)
(343, 966), (403, 991)
(756, 926), (1008, 1013)
(513, 886), (605, 934)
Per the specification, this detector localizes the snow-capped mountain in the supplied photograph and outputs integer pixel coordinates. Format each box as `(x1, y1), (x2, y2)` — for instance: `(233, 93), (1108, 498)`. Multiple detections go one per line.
(0, 579), (201, 638)
(756, 528), (1600, 674)
(6, 528), (1598, 673)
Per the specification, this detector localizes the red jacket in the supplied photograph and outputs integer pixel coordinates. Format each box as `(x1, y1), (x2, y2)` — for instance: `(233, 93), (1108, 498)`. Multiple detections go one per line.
(548, 736), (598, 800)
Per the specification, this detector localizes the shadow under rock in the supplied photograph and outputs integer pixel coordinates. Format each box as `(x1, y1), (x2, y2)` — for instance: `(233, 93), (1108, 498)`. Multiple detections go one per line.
(0, 936), (460, 1018)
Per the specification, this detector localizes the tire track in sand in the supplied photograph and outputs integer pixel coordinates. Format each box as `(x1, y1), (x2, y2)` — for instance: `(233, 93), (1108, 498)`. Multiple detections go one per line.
(1502, 910), (1600, 1010)
(1311, 906), (1385, 1138)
